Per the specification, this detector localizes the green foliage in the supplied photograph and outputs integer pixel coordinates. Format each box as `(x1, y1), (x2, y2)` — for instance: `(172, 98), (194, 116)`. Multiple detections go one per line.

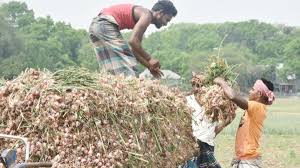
(144, 21), (299, 87)
(77, 42), (99, 71)
(0, 78), (4, 86)
(53, 67), (98, 88)
(0, 13), (23, 59)
(204, 56), (238, 86)
(0, 1), (34, 28)
(0, 1), (89, 79)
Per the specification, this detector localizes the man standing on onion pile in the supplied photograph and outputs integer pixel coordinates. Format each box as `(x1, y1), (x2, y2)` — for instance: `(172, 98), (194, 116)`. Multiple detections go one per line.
(89, 0), (177, 77)
(179, 85), (236, 168)
(214, 78), (275, 168)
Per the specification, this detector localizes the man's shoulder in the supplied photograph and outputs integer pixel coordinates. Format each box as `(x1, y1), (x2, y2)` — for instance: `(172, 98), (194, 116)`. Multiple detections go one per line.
(186, 94), (196, 104)
(133, 6), (151, 18)
(247, 101), (267, 118)
(186, 94), (195, 99)
(248, 101), (266, 108)
(186, 95), (203, 111)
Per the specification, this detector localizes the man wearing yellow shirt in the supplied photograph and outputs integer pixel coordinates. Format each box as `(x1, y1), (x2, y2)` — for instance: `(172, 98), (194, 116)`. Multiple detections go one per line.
(214, 78), (275, 168)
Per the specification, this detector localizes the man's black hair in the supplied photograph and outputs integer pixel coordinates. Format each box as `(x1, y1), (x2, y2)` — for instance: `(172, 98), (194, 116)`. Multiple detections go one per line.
(261, 78), (274, 91)
(152, 0), (177, 16)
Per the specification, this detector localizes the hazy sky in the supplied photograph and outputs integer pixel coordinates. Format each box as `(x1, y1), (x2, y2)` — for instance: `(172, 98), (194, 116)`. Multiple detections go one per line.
(1, 0), (299, 32)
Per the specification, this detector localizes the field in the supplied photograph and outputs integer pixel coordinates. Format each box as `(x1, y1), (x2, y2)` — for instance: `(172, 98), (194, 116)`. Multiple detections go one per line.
(215, 98), (300, 168)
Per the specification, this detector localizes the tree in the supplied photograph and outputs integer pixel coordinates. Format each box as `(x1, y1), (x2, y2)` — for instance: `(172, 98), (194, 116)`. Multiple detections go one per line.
(0, 13), (23, 59)
(0, 1), (34, 28)
(77, 42), (99, 71)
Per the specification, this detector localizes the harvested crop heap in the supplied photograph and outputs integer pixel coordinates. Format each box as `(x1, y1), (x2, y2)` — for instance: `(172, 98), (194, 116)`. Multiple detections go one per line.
(0, 68), (196, 167)
(191, 56), (238, 122)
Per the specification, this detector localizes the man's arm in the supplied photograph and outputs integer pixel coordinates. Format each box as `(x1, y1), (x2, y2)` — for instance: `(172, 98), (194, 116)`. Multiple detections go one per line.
(214, 77), (248, 110)
(214, 113), (235, 135)
(215, 122), (226, 136)
(128, 11), (163, 78)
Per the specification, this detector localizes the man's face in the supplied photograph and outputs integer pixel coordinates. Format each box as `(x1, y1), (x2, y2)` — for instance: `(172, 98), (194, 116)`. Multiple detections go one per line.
(154, 12), (173, 29)
(248, 88), (261, 101)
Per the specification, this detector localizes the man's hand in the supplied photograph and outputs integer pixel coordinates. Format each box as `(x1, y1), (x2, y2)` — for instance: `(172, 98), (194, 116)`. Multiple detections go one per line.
(150, 68), (164, 78)
(213, 77), (226, 85)
(215, 113), (236, 135)
(214, 76), (248, 110)
(213, 77), (234, 100)
(148, 58), (163, 78)
(148, 58), (161, 69)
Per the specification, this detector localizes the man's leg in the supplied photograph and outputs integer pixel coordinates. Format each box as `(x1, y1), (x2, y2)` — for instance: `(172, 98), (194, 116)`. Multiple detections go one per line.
(178, 144), (222, 168)
(195, 141), (222, 168)
(89, 16), (137, 77)
(231, 157), (262, 168)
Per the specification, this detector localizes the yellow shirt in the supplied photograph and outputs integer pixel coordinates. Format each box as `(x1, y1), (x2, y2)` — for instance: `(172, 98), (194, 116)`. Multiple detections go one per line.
(235, 101), (266, 160)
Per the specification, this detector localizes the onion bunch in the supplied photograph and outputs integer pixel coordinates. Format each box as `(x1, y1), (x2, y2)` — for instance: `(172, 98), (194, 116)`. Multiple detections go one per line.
(0, 68), (196, 167)
(192, 56), (238, 122)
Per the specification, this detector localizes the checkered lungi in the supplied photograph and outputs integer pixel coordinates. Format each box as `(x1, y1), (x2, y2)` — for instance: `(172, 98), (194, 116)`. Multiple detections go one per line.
(179, 140), (222, 168)
(231, 157), (262, 168)
(89, 15), (137, 77)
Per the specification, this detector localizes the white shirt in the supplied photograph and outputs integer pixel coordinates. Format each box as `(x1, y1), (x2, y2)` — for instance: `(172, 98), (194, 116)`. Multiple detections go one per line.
(186, 95), (218, 146)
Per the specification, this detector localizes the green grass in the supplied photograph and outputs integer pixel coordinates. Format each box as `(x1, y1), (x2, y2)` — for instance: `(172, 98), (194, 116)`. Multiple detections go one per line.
(215, 134), (300, 168)
(214, 98), (300, 168)
(268, 98), (300, 113)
